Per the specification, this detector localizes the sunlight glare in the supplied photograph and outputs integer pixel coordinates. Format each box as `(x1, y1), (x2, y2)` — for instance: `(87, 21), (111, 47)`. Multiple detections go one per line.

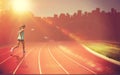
(11, 0), (30, 13)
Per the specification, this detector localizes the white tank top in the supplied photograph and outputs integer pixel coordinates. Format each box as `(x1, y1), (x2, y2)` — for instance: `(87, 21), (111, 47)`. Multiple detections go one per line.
(17, 30), (24, 40)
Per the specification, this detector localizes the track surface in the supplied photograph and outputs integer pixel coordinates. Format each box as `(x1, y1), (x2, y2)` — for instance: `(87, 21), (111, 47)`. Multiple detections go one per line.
(0, 42), (120, 74)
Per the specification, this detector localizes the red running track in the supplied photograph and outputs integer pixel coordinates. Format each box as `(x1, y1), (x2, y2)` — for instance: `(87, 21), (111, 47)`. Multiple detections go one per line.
(0, 42), (120, 74)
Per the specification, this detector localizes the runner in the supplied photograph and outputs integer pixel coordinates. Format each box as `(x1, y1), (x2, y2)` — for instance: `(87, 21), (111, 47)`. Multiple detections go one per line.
(10, 25), (26, 56)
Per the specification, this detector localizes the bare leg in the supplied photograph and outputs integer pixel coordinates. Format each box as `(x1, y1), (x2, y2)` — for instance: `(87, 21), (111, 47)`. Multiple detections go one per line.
(11, 41), (20, 52)
(21, 40), (25, 54)
(10, 41), (20, 56)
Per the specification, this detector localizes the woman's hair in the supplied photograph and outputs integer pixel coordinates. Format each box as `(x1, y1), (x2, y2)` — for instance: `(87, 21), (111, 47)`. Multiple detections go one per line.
(21, 25), (26, 28)
(19, 25), (25, 30)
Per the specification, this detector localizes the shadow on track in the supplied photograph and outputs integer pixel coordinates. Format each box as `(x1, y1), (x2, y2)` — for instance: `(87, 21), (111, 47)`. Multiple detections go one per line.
(12, 55), (25, 63)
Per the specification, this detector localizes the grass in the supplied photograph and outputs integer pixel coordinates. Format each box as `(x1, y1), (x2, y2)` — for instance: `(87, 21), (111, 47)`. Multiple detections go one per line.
(85, 42), (120, 61)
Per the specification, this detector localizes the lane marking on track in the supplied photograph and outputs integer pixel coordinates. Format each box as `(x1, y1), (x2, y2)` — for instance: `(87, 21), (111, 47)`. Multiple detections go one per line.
(48, 47), (69, 74)
(0, 48), (29, 64)
(82, 44), (120, 66)
(13, 49), (33, 75)
(0, 51), (20, 64)
(0, 56), (11, 64)
(38, 49), (42, 74)
(54, 47), (97, 74)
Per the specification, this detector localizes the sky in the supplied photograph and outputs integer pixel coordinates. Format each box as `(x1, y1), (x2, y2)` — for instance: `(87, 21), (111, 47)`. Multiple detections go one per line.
(1, 0), (120, 17)
(30, 0), (120, 17)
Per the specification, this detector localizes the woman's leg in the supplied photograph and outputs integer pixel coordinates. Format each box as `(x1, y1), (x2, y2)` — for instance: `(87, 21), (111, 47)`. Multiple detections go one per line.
(21, 40), (25, 54)
(11, 41), (20, 52)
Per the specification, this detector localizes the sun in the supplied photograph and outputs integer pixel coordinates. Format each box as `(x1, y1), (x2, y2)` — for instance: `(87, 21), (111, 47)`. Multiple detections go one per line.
(11, 0), (30, 13)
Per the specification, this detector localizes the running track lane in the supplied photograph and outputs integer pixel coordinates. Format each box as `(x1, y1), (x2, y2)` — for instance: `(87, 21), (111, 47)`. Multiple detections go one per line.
(15, 45), (45, 74)
(0, 48), (31, 74)
(57, 42), (120, 74)
(40, 44), (67, 74)
(48, 45), (96, 74)
(0, 42), (120, 74)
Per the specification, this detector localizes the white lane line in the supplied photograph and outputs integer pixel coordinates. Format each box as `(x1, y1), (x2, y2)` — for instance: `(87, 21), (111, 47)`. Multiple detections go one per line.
(55, 47), (97, 74)
(0, 48), (29, 64)
(38, 49), (42, 74)
(82, 44), (120, 66)
(0, 51), (20, 64)
(0, 56), (11, 64)
(48, 47), (69, 74)
(13, 49), (32, 75)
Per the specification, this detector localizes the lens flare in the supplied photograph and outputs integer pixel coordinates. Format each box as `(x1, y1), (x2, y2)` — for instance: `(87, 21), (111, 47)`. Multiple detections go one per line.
(11, 0), (30, 13)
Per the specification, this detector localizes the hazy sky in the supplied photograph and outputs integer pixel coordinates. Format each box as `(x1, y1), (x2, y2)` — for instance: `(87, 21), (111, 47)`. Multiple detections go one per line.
(29, 0), (120, 17)
(1, 0), (120, 17)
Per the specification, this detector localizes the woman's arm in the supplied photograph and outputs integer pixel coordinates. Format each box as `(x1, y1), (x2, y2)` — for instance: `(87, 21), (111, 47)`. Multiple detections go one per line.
(19, 29), (24, 33)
